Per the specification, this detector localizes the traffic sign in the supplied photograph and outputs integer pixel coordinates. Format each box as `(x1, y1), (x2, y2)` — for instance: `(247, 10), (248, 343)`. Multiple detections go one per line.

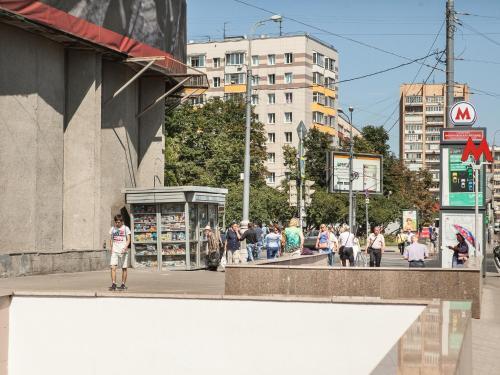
(449, 101), (477, 126)
(296, 121), (307, 136)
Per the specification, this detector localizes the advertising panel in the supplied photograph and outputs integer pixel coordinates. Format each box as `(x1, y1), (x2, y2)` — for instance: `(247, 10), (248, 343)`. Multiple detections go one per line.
(440, 211), (483, 267)
(440, 146), (485, 208)
(0, 0), (186, 71)
(402, 210), (417, 232)
(329, 153), (382, 193)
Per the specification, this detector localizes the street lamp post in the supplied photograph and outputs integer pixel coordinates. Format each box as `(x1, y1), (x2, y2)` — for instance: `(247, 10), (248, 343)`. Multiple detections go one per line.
(241, 15), (282, 260)
(338, 107), (355, 229)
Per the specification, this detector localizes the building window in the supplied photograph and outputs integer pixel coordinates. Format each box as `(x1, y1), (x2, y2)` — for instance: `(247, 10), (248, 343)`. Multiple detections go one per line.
(251, 75), (260, 85)
(251, 55), (259, 66)
(426, 96), (444, 104)
(325, 57), (335, 71)
(251, 94), (259, 105)
(284, 73), (293, 84)
(326, 96), (335, 108)
(313, 111), (324, 124)
(190, 95), (205, 105)
(213, 77), (221, 87)
(426, 105), (443, 112)
(268, 74), (276, 85)
(313, 72), (324, 85)
(267, 153), (276, 164)
(268, 54), (276, 65)
(285, 92), (293, 104)
(213, 57), (221, 68)
(189, 55), (205, 67)
(267, 133), (275, 143)
(285, 52), (293, 64)
(225, 52), (245, 65)
(405, 95), (423, 104)
(224, 73), (245, 84)
(268, 93), (275, 104)
(285, 132), (293, 143)
(325, 77), (335, 89)
(268, 113), (276, 124)
(284, 112), (293, 123)
(313, 92), (325, 105)
(266, 172), (276, 184)
(224, 93), (244, 101)
(313, 52), (324, 67)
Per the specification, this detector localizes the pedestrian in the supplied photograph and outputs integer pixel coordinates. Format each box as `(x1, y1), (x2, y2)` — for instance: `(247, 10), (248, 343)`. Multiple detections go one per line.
(261, 222), (269, 238)
(430, 228), (438, 256)
(366, 226), (385, 267)
(283, 218), (304, 256)
(405, 229), (414, 247)
(448, 233), (469, 268)
(403, 233), (429, 267)
(108, 214), (131, 291)
(225, 223), (241, 264)
(265, 225), (281, 259)
(338, 225), (355, 267)
(396, 230), (407, 255)
(316, 224), (332, 264)
(254, 222), (264, 260)
(204, 225), (222, 271)
(240, 222), (259, 262)
(328, 225), (339, 266)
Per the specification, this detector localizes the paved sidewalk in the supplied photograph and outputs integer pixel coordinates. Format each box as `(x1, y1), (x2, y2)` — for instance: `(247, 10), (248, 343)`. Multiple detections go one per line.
(472, 274), (500, 375)
(0, 269), (225, 295)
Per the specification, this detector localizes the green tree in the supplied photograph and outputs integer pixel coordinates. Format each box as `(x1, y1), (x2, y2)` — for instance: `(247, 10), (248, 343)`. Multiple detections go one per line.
(164, 98), (267, 187)
(304, 128), (332, 188)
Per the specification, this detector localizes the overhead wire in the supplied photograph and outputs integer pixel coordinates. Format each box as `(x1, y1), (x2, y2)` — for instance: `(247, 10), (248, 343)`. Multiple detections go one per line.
(233, 0), (446, 72)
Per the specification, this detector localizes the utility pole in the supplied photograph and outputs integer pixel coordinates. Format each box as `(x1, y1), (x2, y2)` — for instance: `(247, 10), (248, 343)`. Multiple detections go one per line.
(445, 0), (455, 128)
(348, 107), (354, 229)
(297, 121), (307, 228)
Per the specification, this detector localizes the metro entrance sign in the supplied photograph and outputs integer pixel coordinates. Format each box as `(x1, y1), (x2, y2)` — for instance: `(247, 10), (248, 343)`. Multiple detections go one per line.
(449, 101), (477, 126)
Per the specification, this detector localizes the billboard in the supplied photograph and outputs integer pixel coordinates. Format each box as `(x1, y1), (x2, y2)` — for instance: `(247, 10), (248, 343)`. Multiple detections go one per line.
(0, 0), (186, 71)
(440, 211), (483, 267)
(402, 210), (417, 232)
(328, 152), (382, 194)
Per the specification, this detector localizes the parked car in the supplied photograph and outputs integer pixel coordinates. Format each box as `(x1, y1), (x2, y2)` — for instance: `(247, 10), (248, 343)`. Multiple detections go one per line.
(303, 229), (319, 250)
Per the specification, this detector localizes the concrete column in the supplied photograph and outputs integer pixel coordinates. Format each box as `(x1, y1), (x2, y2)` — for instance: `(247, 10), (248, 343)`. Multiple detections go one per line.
(63, 50), (102, 250)
(137, 77), (165, 187)
(0, 23), (64, 253)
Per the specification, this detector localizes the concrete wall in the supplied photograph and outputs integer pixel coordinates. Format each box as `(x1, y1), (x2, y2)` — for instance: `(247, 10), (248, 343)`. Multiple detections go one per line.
(63, 50), (102, 251)
(0, 23), (65, 253)
(0, 295), (9, 374)
(0, 23), (166, 276)
(225, 265), (483, 318)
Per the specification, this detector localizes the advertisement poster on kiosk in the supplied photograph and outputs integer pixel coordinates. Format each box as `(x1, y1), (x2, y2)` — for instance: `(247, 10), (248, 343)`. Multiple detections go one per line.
(440, 211), (483, 268)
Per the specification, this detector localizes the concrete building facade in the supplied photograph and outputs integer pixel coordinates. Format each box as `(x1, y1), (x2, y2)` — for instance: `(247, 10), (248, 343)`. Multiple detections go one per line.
(0, 4), (192, 276)
(187, 34), (343, 186)
(399, 83), (469, 193)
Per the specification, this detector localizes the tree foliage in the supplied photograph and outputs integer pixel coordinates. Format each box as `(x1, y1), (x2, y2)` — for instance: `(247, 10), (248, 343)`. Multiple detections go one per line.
(164, 98), (294, 226)
(164, 98), (267, 187)
(304, 128), (332, 188)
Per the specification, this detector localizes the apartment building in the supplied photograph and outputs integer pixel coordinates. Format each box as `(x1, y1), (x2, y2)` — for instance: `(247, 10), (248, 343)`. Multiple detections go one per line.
(187, 33), (340, 186)
(399, 83), (469, 193)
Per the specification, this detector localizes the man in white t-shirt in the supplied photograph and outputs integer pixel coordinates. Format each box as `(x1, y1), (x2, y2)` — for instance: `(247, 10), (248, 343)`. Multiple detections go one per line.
(366, 226), (385, 267)
(338, 225), (355, 267)
(109, 214), (131, 291)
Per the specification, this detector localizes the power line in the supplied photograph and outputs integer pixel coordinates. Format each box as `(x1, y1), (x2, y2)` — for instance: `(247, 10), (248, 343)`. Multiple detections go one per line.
(458, 12), (500, 21)
(459, 21), (500, 48)
(456, 58), (500, 65)
(233, 0), (446, 72)
(381, 20), (445, 128)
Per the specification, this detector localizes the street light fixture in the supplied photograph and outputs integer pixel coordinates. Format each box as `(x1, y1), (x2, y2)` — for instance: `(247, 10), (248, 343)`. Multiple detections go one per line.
(241, 14), (282, 258)
(338, 107), (355, 230)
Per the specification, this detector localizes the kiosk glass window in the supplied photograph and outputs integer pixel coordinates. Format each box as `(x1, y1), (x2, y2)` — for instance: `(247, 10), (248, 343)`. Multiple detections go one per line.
(131, 204), (158, 269)
(160, 204), (186, 269)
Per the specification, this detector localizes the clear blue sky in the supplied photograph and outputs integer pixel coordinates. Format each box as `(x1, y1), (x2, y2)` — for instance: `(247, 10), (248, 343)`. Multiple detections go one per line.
(186, 0), (500, 154)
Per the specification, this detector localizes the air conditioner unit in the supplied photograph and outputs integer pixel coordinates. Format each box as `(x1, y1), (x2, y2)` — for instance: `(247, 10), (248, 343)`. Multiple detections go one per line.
(236, 65), (243, 71)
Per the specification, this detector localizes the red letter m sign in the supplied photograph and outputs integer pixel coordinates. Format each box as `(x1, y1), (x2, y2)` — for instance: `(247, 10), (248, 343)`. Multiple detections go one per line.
(461, 137), (493, 162)
(455, 107), (471, 121)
